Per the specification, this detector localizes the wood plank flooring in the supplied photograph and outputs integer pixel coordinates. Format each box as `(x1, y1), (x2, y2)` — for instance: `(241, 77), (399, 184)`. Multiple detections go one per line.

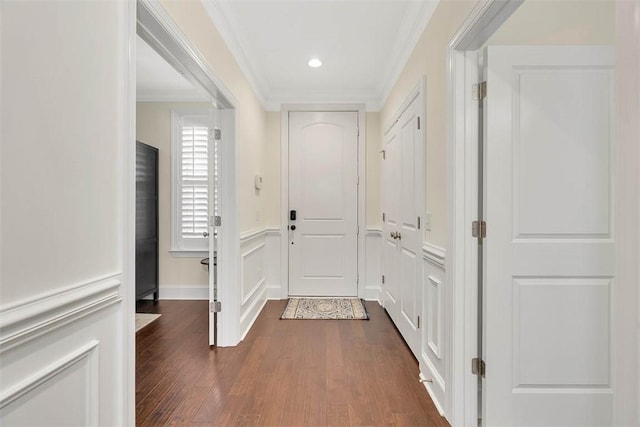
(136, 300), (449, 427)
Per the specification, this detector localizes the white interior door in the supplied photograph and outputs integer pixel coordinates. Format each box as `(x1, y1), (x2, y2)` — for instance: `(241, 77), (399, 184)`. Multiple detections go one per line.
(382, 94), (423, 358)
(288, 111), (359, 296)
(208, 107), (218, 346)
(484, 46), (615, 426)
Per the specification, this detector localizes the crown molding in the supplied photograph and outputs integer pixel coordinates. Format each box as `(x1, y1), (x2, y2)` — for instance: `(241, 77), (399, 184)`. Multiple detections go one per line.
(264, 88), (382, 111)
(378, 0), (440, 107)
(201, 0), (269, 108)
(201, 0), (439, 112)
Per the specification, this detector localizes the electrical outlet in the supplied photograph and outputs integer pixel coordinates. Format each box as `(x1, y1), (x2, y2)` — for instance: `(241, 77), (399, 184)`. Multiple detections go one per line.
(425, 212), (432, 231)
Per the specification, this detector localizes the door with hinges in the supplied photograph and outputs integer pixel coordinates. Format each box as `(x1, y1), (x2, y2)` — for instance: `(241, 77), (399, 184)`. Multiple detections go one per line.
(483, 46), (615, 426)
(208, 107), (219, 346)
(381, 92), (424, 359)
(288, 111), (359, 296)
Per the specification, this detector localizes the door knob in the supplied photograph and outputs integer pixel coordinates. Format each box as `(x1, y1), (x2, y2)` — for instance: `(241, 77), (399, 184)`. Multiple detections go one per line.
(291, 225), (296, 231)
(390, 231), (395, 238)
(203, 231), (209, 237)
(397, 232), (401, 240)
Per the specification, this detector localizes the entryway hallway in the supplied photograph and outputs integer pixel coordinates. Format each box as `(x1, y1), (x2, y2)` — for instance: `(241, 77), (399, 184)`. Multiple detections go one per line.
(136, 300), (448, 426)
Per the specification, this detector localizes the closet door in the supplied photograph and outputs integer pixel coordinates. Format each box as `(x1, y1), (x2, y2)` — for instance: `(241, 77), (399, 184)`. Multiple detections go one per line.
(136, 141), (159, 300)
(382, 93), (424, 359)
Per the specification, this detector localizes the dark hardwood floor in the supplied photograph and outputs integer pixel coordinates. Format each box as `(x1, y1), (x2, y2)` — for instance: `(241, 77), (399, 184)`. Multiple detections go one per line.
(136, 300), (449, 427)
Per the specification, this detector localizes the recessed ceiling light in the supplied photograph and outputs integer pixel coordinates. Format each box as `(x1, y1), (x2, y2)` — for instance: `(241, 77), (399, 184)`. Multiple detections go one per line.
(308, 58), (322, 68)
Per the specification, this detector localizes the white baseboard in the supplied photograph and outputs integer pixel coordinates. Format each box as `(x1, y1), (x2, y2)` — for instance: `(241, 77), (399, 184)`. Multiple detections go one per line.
(419, 372), (446, 416)
(158, 285), (208, 300)
(364, 286), (382, 303)
(266, 285), (286, 300)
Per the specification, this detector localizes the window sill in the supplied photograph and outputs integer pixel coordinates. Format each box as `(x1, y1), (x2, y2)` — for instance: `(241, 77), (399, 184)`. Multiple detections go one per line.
(169, 249), (209, 258)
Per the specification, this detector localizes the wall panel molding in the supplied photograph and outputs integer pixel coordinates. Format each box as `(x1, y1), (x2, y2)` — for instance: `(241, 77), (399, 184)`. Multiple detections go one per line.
(0, 340), (99, 412)
(240, 228), (268, 338)
(0, 274), (121, 353)
(423, 243), (446, 269)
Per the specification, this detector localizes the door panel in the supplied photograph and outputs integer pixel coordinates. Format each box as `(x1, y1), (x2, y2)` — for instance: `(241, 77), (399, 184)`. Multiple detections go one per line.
(289, 111), (358, 296)
(484, 46), (615, 426)
(382, 93), (423, 359)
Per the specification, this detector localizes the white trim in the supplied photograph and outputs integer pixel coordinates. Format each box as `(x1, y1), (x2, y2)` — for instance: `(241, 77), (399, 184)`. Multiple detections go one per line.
(136, 96), (209, 103)
(240, 227), (268, 242)
(240, 287), (268, 340)
(366, 227), (382, 235)
(423, 243), (446, 270)
(0, 274), (122, 353)
(202, 1), (440, 112)
(168, 250), (208, 258)
(264, 227), (281, 236)
(363, 287), (382, 304)
(613, 2), (640, 425)
(280, 104), (366, 299)
(240, 241), (266, 305)
(157, 285), (209, 300)
(200, 0), (268, 109)
(0, 340), (99, 410)
(137, 0), (238, 109)
(123, 1), (137, 425)
(446, 2), (524, 425)
(419, 369), (446, 417)
(378, 1), (439, 110)
(135, 0), (240, 348)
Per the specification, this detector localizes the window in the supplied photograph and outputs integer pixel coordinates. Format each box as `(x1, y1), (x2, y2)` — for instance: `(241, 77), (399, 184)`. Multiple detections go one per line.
(171, 109), (210, 254)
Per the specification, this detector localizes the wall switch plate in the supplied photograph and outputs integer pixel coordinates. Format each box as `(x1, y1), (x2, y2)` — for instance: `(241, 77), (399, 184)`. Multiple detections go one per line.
(425, 212), (432, 231)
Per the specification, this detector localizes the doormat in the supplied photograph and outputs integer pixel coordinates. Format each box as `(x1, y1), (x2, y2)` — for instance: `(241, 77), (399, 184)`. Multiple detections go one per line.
(135, 313), (161, 332)
(281, 298), (369, 320)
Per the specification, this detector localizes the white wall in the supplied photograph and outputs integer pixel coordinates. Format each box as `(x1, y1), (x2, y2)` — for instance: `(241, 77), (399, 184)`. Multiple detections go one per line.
(1, 1), (130, 425)
(136, 102), (210, 297)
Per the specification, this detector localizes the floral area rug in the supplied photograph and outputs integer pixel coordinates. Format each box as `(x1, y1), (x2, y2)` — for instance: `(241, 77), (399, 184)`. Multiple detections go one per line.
(281, 298), (369, 320)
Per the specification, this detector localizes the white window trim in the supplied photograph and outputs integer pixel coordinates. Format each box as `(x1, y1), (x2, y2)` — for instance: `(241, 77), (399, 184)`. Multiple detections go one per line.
(170, 107), (211, 256)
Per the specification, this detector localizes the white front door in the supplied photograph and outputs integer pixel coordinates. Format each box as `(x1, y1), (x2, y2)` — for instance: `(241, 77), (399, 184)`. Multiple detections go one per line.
(484, 46), (615, 426)
(382, 93), (423, 358)
(288, 111), (359, 296)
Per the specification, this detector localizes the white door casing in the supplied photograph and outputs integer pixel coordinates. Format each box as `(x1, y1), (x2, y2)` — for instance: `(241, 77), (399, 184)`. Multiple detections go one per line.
(288, 111), (359, 297)
(382, 89), (424, 359)
(484, 45), (615, 426)
(208, 107), (217, 346)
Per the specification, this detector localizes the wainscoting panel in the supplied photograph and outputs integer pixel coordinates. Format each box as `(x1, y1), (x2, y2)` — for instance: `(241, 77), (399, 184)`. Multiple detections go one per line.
(420, 243), (447, 416)
(364, 228), (382, 301)
(0, 278), (125, 426)
(264, 228), (284, 299)
(240, 229), (268, 338)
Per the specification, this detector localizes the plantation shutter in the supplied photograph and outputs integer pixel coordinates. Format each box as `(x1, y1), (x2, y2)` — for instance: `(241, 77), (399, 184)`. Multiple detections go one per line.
(179, 115), (209, 250)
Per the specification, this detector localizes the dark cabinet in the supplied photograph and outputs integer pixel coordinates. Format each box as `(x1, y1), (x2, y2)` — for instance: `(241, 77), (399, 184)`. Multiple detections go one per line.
(136, 141), (159, 300)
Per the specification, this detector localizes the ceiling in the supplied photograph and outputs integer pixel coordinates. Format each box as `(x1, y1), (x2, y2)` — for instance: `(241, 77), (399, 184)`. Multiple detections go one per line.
(136, 35), (209, 102)
(202, 0), (439, 110)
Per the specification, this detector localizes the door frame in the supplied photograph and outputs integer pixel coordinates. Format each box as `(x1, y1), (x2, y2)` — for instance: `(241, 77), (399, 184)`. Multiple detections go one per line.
(280, 104), (366, 298)
(129, 0), (242, 380)
(446, 0), (640, 425)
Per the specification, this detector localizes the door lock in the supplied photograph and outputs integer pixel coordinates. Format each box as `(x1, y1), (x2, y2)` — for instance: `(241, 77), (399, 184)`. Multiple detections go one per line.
(290, 225), (296, 231)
